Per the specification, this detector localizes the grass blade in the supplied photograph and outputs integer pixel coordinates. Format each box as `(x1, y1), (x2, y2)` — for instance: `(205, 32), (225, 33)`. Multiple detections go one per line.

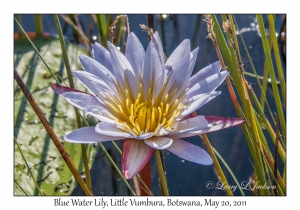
(256, 15), (286, 142)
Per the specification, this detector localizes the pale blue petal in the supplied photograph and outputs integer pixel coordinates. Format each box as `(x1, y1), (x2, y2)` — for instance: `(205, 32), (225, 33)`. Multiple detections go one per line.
(166, 137), (213, 165)
(64, 127), (121, 143)
(92, 42), (113, 72)
(188, 61), (222, 88)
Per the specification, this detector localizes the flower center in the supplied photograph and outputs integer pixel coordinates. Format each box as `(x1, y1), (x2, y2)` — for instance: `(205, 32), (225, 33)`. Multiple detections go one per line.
(101, 74), (188, 136)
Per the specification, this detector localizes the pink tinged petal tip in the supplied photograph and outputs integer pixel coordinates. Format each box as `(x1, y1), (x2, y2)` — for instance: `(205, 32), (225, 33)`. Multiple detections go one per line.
(173, 115), (246, 138)
(144, 136), (173, 150)
(51, 84), (114, 122)
(122, 139), (155, 179)
(51, 84), (91, 95)
(167, 137), (213, 165)
(64, 127), (121, 143)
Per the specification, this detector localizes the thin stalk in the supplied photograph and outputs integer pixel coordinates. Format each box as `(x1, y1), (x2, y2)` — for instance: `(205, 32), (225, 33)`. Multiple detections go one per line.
(73, 15), (90, 50)
(14, 17), (60, 84)
(210, 15), (269, 195)
(160, 15), (166, 53)
(256, 15), (286, 142)
(261, 144), (286, 195)
(133, 176), (141, 195)
(96, 14), (108, 47)
(34, 15), (43, 37)
(263, 157), (284, 196)
(54, 14), (92, 192)
(155, 151), (169, 196)
(248, 84), (286, 161)
(14, 179), (28, 195)
(243, 71), (279, 84)
(233, 16), (277, 127)
(228, 15), (269, 195)
(16, 14), (23, 40)
(99, 141), (136, 195)
(212, 147), (244, 196)
(14, 69), (92, 196)
(260, 14), (275, 111)
(268, 14), (286, 106)
(202, 134), (233, 196)
(14, 137), (43, 196)
(59, 14), (91, 45)
(274, 113), (279, 195)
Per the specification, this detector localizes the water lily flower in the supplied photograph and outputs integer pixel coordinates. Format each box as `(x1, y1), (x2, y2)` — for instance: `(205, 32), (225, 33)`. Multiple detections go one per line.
(52, 31), (245, 179)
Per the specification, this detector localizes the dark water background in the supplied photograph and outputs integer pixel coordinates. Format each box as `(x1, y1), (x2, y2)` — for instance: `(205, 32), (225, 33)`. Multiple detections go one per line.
(14, 14), (286, 196)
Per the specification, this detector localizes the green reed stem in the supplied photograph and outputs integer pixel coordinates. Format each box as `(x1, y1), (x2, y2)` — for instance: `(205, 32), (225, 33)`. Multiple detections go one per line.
(14, 137), (43, 196)
(256, 15), (286, 142)
(211, 15), (270, 195)
(249, 86), (286, 161)
(259, 14), (275, 111)
(233, 16), (277, 127)
(155, 150), (169, 196)
(202, 134), (233, 196)
(34, 15), (43, 37)
(59, 14), (91, 45)
(267, 15), (286, 106)
(96, 14), (109, 47)
(54, 14), (92, 193)
(16, 14), (23, 40)
(212, 147), (244, 196)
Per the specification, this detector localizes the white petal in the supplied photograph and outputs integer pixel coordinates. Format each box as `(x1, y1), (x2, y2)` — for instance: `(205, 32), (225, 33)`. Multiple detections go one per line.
(79, 54), (117, 90)
(125, 32), (145, 76)
(51, 84), (114, 122)
(154, 124), (171, 136)
(92, 42), (113, 72)
(181, 47), (199, 88)
(142, 32), (165, 100)
(166, 137), (213, 165)
(144, 136), (173, 150)
(171, 115), (246, 138)
(107, 41), (139, 98)
(186, 71), (229, 99)
(180, 91), (221, 118)
(72, 70), (117, 99)
(135, 132), (154, 140)
(64, 127), (121, 143)
(165, 39), (191, 91)
(95, 122), (131, 138)
(188, 61), (222, 88)
(122, 138), (155, 179)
